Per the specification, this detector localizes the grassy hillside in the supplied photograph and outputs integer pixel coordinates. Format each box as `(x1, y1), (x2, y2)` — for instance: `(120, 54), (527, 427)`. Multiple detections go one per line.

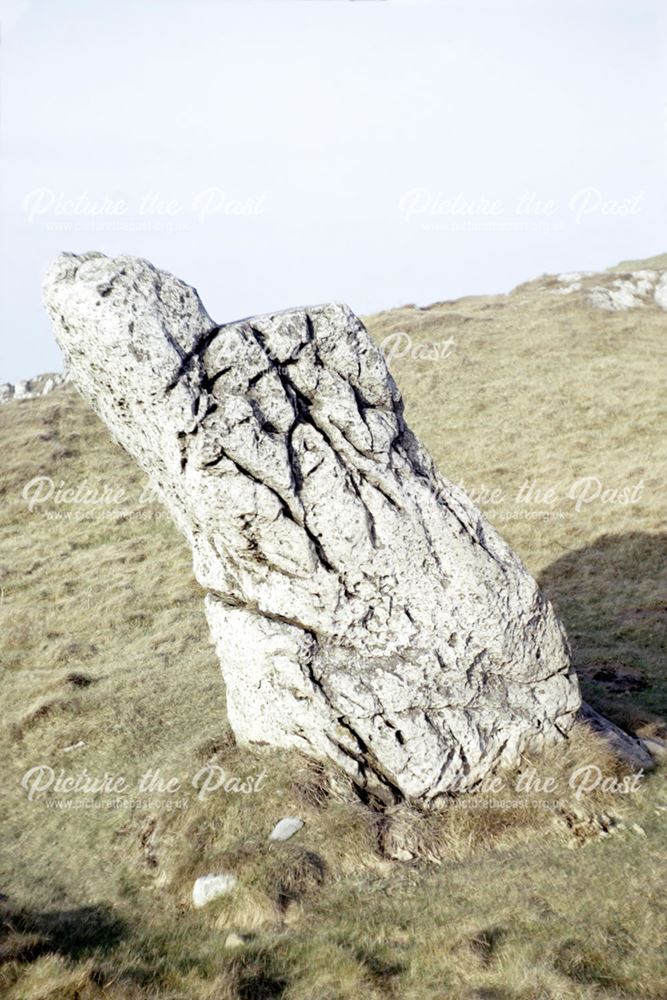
(1, 260), (666, 999)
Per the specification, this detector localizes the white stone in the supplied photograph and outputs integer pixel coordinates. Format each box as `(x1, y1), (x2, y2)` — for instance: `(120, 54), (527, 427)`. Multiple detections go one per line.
(44, 252), (585, 806)
(269, 817), (304, 842)
(192, 873), (237, 908)
(631, 272), (655, 295)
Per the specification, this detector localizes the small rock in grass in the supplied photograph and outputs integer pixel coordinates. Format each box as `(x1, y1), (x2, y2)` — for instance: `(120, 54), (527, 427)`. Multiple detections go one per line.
(269, 817), (304, 842)
(192, 873), (237, 908)
(225, 932), (249, 949)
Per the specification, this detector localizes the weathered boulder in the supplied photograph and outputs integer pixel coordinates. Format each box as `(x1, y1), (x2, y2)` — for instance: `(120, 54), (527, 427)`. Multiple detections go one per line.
(44, 251), (583, 806)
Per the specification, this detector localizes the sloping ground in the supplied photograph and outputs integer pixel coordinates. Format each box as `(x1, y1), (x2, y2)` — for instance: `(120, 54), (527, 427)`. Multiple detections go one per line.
(0, 259), (666, 999)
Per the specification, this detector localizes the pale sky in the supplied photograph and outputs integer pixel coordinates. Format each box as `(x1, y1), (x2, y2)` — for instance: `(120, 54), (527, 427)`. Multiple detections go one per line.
(1, 0), (666, 382)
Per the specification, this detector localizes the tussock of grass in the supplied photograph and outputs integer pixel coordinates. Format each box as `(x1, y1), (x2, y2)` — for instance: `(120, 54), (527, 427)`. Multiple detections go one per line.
(1, 260), (666, 997)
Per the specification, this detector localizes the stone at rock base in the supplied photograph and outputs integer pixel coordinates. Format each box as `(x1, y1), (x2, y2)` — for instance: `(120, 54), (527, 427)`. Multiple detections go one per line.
(641, 737), (667, 760)
(578, 703), (654, 771)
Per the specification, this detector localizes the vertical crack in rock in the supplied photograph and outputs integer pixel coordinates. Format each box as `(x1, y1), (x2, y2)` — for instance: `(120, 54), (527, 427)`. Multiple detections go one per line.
(44, 251), (591, 806)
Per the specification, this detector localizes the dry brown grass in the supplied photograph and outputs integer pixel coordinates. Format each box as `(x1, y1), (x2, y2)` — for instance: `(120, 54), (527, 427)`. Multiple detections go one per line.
(1, 259), (666, 998)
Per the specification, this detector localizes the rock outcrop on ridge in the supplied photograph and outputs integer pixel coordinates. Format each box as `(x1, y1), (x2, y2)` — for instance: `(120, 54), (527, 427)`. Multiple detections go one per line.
(551, 266), (667, 311)
(44, 251), (586, 806)
(0, 372), (67, 405)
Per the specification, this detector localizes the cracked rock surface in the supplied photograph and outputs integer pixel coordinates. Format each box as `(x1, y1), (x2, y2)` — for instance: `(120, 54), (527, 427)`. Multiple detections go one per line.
(44, 252), (582, 806)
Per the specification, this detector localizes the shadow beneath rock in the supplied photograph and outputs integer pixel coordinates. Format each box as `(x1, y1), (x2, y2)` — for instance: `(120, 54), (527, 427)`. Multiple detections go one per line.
(539, 531), (667, 738)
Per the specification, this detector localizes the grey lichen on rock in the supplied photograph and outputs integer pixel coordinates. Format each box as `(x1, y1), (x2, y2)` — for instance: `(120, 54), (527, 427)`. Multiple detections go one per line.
(44, 251), (583, 807)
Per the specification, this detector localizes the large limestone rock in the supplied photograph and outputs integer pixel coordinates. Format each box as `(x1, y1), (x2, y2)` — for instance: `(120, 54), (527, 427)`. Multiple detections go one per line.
(44, 251), (582, 806)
